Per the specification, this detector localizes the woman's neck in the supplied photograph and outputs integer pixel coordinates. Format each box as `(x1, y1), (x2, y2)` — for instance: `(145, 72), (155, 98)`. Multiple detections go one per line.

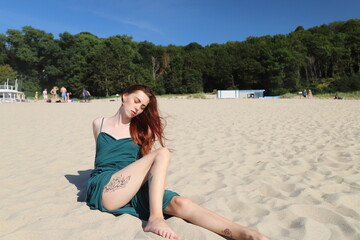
(113, 106), (131, 126)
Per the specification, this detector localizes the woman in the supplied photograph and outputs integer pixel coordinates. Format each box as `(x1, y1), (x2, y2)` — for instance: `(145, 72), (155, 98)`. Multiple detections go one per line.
(50, 86), (58, 101)
(42, 88), (48, 101)
(86, 85), (268, 240)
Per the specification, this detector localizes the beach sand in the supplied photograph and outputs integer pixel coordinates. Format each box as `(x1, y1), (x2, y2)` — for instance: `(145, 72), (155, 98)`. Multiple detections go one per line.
(0, 97), (359, 240)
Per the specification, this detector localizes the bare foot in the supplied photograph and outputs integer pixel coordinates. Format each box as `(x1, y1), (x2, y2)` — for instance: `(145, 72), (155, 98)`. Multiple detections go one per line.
(144, 217), (180, 240)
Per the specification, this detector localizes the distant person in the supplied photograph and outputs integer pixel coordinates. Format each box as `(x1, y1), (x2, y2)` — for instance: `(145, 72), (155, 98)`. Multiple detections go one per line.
(83, 89), (91, 102)
(66, 92), (72, 102)
(42, 89), (48, 101)
(302, 89), (307, 98)
(60, 86), (67, 102)
(34, 92), (38, 101)
(308, 89), (313, 99)
(50, 87), (58, 101)
(334, 94), (343, 100)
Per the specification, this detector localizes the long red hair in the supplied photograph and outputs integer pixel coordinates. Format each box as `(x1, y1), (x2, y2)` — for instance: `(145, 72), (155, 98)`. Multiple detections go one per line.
(123, 85), (165, 155)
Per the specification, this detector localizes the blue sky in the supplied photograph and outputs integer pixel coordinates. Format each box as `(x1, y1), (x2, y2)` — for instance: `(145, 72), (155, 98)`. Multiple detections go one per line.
(1, 0), (359, 46)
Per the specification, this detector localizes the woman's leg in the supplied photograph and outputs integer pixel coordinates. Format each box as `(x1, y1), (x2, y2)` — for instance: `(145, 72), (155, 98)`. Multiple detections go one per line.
(102, 147), (179, 240)
(165, 196), (269, 240)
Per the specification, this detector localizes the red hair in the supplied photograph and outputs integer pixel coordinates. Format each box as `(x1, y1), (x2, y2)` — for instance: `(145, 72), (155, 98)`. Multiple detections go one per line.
(123, 85), (165, 155)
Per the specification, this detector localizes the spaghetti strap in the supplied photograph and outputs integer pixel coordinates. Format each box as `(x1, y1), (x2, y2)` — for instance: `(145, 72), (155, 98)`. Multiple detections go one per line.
(100, 118), (104, 132)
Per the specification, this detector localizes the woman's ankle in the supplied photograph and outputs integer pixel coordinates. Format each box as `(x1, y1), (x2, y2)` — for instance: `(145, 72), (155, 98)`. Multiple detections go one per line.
(148, 214), (165, 222)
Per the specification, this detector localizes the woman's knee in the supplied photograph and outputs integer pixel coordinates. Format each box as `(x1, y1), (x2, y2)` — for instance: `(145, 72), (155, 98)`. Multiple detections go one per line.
(158, 147), (170, 154)
(167, 196), (193, 215)
(156, 147), (171, 160)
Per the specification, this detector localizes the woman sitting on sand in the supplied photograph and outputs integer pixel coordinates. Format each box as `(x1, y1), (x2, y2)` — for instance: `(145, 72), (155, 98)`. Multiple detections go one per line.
(86, 84), (269, 240)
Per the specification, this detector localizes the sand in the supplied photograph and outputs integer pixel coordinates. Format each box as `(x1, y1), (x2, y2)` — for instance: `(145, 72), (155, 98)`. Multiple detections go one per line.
(0, 97), (359, 240)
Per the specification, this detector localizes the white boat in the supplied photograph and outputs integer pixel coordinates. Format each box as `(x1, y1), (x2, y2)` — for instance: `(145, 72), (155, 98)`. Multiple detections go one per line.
(0, 79), (26, 103)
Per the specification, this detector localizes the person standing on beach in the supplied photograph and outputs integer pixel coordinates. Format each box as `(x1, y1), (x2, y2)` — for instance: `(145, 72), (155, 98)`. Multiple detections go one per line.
(308, 89), (313, 99)
(86, 84), (269, 240)
(66, 91), (72, 102)
(302, 89), (307, 98)
(50, 87), (58, 102)
(83, 89), (91, 102)
(60, 86), (67, 102)
(42, 89), (48, 101)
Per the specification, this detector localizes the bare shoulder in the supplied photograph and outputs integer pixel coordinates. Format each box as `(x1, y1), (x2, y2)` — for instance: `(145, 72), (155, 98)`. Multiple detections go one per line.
(93, 117), (103, 129)
(92, 117), (103, 140)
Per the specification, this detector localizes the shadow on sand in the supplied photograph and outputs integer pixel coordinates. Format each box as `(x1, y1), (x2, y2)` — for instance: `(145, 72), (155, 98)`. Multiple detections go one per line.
(65, 169), (92, 202)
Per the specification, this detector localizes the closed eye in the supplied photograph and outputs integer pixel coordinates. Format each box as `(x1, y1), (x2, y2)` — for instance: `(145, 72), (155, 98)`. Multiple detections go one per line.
(135, 97), (147, 110)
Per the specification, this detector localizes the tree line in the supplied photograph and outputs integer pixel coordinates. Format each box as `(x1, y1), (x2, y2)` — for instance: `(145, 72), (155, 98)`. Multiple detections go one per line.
(0, 19), (359, 97)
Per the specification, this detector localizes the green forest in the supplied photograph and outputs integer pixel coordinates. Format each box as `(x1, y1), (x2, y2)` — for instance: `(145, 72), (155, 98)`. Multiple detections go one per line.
(0, 19), (359, 97)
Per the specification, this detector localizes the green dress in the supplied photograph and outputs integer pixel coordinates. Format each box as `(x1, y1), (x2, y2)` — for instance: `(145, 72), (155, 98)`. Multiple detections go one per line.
(86, 119), (179, 220)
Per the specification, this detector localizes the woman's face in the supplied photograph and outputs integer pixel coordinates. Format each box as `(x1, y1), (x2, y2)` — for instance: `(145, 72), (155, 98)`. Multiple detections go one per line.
(122, 90), (150, 118)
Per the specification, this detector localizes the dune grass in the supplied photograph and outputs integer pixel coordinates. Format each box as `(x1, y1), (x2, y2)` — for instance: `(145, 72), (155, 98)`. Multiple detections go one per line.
(314, 91), (360, 99)
(159, 93), (208, 99)
(280, 91), (360, 100)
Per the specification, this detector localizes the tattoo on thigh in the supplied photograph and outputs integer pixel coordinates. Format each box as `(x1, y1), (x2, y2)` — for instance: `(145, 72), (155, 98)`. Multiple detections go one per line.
(222, 228), (232, 237)
(103, 175), (131, 193)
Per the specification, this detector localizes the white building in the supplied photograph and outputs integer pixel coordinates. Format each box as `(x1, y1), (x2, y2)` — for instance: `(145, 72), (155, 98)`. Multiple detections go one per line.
(217, 89), (265, 99)
(0, 79), (26, 102)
